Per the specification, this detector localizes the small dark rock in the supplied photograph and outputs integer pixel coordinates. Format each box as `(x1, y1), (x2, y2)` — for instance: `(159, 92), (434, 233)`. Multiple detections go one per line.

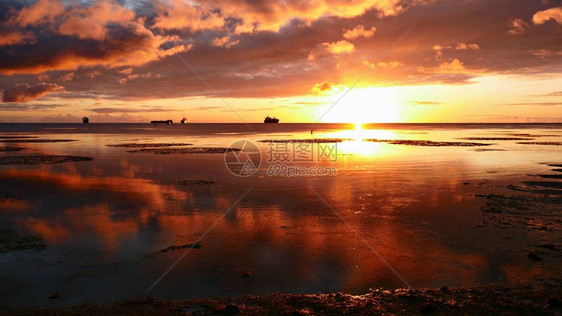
(538, 244), (556, 250)
(419, 301), (438, 313)
(48, 293), (61, 299)
(547, 297), (561, 308)
(527, 252), (542, 262)
(215, 304), (240, 315)
(242, 272), (252, 278)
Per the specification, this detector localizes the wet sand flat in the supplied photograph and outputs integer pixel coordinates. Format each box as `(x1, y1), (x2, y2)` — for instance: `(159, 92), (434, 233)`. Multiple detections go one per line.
(1, 123), (562, 309)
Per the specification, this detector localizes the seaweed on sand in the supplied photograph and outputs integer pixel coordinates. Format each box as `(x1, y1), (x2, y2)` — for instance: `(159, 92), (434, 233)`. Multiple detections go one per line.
(107, 143), (193, 148)
(0, 136), (37, 139)
(0, 230), (46, 253)
(178, 179), (215, 185)
(457, 137), (533, 141)
(5, 283), (562, 315)
(0, 139), (77, 143)
(537, 174), (562, 179)
(258, 138), (352, 143)
(146, 242), (201, 257)
(0, 155), (92, 165)
(364, 139), (492, 147)
(127, 147), (241, 154)
(0, 146), (25, 152)
(523, 181), (562, 190)
(518, 142), (562, 146)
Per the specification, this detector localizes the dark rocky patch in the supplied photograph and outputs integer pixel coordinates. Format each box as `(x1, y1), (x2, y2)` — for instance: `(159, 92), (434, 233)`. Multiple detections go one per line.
(506, 133), (559, 137)
(258, 138), (352, 143)
(0, 146), (25, 152)
(0, 136), (37, 139)
(107, 143), (193, 148)
(518, 142), (562, 146)
(472, 148), (506, 152)
(146, 242), (202, 257)
(0, 139), (77, 143)
(4, 283), (561, 315)
(537, 174), (562, 179)
(523, 181), (562, 190)
(527, 252), (542, 262)
(178, 179), (214, 185)
(364, 139), (492, 147)
(128, 147), (241, 154)
(0, 230), (46, 253)
(458, 137), (533, 141)
(0, 155), (92, 165)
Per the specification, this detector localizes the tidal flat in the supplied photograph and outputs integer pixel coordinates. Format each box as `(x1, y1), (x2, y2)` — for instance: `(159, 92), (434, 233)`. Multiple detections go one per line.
(0, 123), (560, 312)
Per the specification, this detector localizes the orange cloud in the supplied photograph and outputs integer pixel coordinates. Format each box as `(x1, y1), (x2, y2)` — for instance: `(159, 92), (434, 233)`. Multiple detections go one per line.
(364, 60), (403, 68)
(152, 0), (426, 34)
(343, 25), (376, 40)
(308, 40), (355, 60)
(57, 72), (74, 82)
(311, 81), (347, 95)
(2, 82), (64, 102)
(455, 43), (479, 50)
(508, 18), (527, 34)
(152, 0), (225, 31)
(212, 36), (240, 48)
(533, 7), (562, 24)
(0, 31), (36, 46)
(0, 1), (191, 75)
(417, 58), (484, 75)
(85, 70), (102, 78)
(119, 70), (161, 85)
(12, 0), (65, 26)
(57, 0), (136, 40)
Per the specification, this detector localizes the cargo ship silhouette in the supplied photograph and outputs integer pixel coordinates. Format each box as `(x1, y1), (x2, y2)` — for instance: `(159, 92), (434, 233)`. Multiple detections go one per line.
(264, 116), (279, 123)
(151, 120), (173, 125)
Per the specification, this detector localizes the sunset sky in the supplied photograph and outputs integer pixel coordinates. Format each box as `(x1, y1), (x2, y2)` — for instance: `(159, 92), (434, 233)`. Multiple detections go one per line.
(0, 0), (561, 123)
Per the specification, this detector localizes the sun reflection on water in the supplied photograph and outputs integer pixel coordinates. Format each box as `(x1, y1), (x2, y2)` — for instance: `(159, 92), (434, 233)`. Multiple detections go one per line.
(322, 124), (400, 158)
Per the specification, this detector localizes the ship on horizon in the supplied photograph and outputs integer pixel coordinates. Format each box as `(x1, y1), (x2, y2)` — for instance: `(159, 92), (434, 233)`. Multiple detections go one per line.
(151, 120), (173, 125)
(264, 116), (279, 123)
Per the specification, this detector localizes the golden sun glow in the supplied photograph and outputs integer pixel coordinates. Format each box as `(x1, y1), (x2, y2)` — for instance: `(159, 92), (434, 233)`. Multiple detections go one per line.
(318, 87), (401, 124)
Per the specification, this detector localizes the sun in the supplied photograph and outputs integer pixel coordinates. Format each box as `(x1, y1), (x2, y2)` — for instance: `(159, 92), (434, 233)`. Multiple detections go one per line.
(318, 87), (401, 124)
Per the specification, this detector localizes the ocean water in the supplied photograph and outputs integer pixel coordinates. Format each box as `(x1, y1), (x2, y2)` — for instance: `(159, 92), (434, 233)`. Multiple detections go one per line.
(0, 123), (561, 306)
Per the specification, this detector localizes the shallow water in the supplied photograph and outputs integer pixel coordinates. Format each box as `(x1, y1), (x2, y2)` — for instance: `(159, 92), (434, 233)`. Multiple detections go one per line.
(0, 123), (561, 306)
